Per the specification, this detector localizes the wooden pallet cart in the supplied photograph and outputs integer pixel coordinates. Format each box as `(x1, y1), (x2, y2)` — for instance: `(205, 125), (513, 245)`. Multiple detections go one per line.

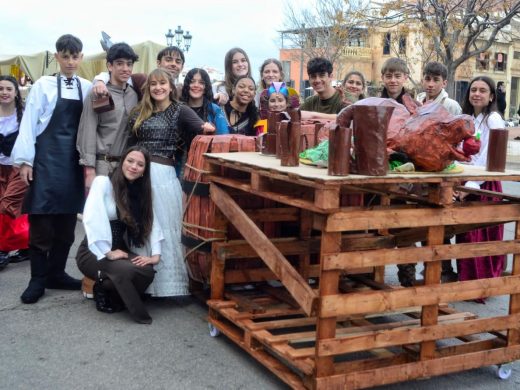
(203, 152), (520, 389)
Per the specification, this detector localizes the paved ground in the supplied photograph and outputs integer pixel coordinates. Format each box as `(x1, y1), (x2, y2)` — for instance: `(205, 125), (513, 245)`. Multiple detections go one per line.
(2, 183), (520, 390)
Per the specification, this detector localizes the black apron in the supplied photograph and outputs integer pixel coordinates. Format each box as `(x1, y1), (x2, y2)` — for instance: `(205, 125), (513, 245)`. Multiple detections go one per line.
(22, 75), (85, 214)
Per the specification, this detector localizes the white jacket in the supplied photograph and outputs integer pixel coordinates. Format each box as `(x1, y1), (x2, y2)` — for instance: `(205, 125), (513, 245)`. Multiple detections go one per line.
(417, 89), (462, 115)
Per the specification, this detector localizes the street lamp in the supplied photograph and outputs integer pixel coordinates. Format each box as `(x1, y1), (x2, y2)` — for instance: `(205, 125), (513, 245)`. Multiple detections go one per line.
(165, 26), (193, 52)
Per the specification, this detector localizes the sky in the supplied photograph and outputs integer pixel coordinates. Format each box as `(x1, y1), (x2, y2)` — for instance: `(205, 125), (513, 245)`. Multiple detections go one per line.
(0, 0), (309, 77)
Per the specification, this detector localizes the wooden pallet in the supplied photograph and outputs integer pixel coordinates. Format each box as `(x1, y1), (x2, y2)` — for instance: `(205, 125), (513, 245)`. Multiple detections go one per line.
(207, 284), (510, 389)
(203, 152), (520, 389)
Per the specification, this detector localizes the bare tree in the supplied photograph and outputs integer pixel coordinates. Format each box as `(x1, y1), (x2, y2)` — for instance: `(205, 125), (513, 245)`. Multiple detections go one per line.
(281, 0), (370, 80)
(376, 0), (520, 96)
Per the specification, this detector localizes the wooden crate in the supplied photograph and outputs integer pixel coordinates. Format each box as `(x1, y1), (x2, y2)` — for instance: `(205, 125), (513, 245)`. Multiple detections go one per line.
(204, 152), (520, 389)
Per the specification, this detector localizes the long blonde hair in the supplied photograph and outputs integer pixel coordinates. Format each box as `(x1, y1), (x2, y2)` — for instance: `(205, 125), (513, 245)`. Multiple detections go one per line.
(132, 68), (177, 131)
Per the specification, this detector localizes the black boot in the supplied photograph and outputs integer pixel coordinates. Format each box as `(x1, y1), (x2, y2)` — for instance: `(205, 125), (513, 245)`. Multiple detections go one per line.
(46, 242), (81, 290)
(20, 249), (47, 304)
(441, 260), (458, 283)
(397, 263), (417, 287)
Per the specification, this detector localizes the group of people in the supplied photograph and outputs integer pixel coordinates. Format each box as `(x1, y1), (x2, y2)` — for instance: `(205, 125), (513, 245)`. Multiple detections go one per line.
(0, 32), (507, 324)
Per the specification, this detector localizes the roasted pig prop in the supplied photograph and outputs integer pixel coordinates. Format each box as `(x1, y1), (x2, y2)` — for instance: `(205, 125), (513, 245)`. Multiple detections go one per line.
(387, 104), (476, 172)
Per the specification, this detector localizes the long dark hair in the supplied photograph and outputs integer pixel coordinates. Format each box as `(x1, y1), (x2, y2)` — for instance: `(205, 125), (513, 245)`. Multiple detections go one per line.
(110, 145), (153, 244)
(181, 68), (216, 122)
(0, 75), (24, 123)
(224, 47), (252, 97)
(462, 76), (498, 117)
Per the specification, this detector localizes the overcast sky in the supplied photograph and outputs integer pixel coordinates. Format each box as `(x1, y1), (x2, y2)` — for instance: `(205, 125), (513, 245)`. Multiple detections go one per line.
(1, 0), (308, 77)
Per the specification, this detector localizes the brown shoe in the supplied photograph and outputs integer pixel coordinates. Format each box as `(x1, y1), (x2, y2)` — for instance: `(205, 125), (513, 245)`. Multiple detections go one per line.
(82, 277), (95, 299)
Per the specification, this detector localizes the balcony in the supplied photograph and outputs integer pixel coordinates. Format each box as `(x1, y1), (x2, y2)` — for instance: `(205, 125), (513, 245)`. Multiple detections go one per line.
(339, 46), (373, 59)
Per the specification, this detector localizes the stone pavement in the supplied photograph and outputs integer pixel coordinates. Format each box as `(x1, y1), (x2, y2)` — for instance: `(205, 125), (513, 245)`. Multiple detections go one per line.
(2, 187), (520, 390)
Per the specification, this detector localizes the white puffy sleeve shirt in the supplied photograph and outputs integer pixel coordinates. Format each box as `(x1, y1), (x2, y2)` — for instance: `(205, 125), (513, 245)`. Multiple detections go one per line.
(83, 176), (164, 260)
(11, 75), (92, 167)
(465, 111), (505, 189)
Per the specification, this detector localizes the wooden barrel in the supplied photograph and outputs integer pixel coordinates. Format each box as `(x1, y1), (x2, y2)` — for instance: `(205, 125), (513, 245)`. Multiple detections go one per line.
(182, 135), (256, 284)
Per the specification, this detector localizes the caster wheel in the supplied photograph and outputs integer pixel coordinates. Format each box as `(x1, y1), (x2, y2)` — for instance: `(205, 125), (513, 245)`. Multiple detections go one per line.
(497, 364), (512, 380)
(208, 322), (220, 337)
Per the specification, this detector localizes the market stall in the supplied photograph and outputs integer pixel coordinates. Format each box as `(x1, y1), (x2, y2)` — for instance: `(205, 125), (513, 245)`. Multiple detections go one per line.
(202, 151), (520, 389)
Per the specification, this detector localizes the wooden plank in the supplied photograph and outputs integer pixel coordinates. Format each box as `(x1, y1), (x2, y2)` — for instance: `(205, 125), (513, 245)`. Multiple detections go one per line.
(320, 275), (520, 317)
(216, 237), (320, 260)
(244, 207), (299, 222)
(316, 344), (520, 389)
(205, 152), (520, 184)
(217, 233), (398, 262)
(325, 203), (520, 232)
(209, 174), (327, 213)
(315, 231), (342, 377)
(256, 312), (474, 348)
(224, 292), (266, 314)
(455, 185), (520, 202)
(207, 318), (307, 389)
(210, 257), (225, 300)
(324, 240), (520, 271)
(224, 264), (321, 284)
(317, 313), (520, 357)
(509, 221), (520, 345)
(210, 184), (317, 316)
(421, 224), (444, 360)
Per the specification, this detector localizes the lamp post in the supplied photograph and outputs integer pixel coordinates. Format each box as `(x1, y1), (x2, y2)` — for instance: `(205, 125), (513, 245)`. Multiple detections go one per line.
(165, 26), (193, 52)
(299, 23), (306, 98)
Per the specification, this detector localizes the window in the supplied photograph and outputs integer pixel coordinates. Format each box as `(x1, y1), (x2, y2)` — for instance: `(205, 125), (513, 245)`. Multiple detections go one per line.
(476, 52), (490, 70)
(282, 61), (291, 82)
(399, 36), (407, 55)
(494, 52), (507, 71)
(514, 51), (520, 60)
(383, 33), (391, 55)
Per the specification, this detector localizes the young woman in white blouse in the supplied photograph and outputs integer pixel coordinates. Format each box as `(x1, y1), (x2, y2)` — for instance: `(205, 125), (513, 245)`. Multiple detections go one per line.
(457, 76), (505, 287)
(76, 146), (163, 323)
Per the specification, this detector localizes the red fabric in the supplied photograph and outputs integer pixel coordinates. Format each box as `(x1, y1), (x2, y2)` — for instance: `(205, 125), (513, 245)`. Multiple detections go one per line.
(456, 181), (505, 284)
(0, 213), (29, 251)
(0, 164), (28, 218)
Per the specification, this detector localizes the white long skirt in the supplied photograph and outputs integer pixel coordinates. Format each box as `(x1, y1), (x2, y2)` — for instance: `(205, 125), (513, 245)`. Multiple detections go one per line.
(145, 162), (188, 296)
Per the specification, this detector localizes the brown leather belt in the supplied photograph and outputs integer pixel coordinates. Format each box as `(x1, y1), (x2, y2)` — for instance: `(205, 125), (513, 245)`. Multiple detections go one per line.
(96, 154), (121, 162)
(150, 155), (175, 166)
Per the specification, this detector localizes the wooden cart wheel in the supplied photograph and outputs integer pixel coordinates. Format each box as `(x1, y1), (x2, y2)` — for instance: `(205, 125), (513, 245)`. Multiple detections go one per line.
(208, 322), (221, 337)
(497, 364), (512, 380)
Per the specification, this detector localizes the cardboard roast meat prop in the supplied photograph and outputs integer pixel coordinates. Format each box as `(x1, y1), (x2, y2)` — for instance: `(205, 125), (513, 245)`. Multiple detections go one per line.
(387, 104), (477, 172)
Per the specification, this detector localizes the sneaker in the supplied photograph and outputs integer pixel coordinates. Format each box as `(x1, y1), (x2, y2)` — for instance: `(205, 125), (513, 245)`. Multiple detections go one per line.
(82, 277), (95, 299)
(0, 252), (9, 271)
(8, 249), (30, 263)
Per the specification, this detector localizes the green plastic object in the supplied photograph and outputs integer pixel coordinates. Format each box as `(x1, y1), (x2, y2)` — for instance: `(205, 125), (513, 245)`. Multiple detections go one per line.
(299, 140), (329, 163)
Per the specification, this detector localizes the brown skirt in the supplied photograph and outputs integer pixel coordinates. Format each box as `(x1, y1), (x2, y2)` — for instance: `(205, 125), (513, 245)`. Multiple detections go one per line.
(76, 237), (155, 324)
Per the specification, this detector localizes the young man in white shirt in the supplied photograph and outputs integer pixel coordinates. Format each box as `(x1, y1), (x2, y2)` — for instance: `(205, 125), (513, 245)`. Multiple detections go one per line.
(12, 34), (92, 304)
(417, 61), (462, 115)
